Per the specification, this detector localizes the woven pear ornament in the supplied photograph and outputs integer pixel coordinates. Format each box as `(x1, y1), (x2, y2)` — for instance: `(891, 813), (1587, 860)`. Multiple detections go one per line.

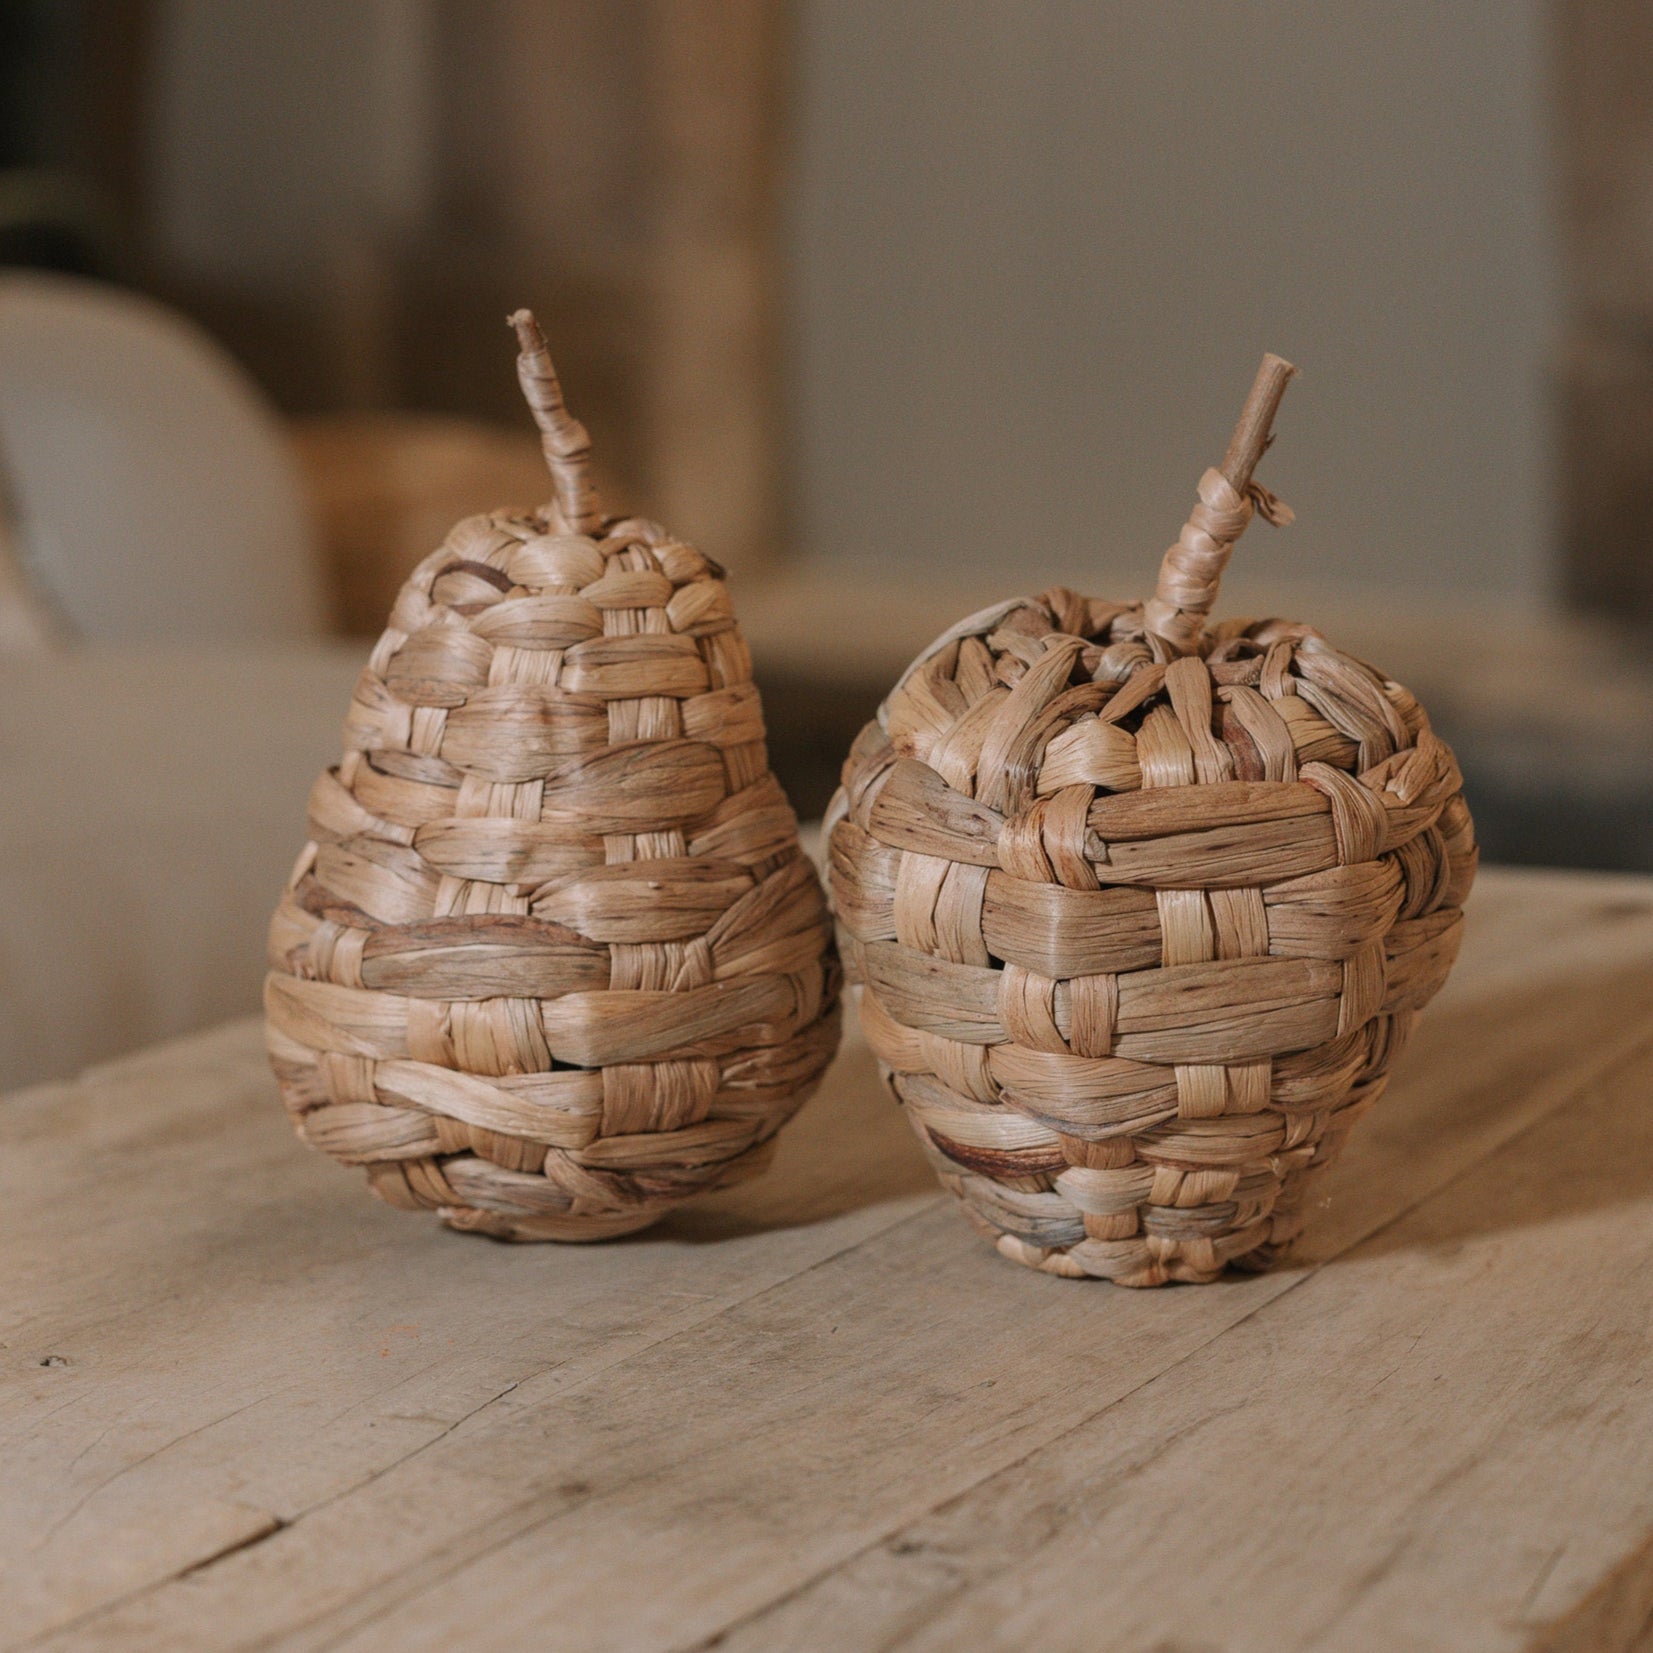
(266, 312), (840, 1239)
(827, 356), (1475, 1285)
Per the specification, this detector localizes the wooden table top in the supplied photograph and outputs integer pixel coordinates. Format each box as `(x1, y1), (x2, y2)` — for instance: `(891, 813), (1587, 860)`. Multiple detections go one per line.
(7, 865), (1653, 1653)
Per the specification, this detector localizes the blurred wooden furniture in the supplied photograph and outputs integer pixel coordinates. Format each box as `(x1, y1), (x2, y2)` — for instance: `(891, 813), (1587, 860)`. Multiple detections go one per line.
(141, 0), (785, 577)
(7, 866), (1653, 1650)
(290, 413), (598, 634)
(1558, 0), (1653, 624)
(410, 0), (786, 574)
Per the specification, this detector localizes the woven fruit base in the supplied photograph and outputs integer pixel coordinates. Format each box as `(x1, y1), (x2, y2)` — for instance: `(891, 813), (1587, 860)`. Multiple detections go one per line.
(266, 314), (839, 1240)
(826, 358), (1476, 1284)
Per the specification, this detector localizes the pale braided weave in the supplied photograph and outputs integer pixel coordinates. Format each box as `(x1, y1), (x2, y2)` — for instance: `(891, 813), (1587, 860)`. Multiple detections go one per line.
(829, 602), (1473, 1283)
(827, 361), (1475, 1285)
(266, 317), (839, 1240)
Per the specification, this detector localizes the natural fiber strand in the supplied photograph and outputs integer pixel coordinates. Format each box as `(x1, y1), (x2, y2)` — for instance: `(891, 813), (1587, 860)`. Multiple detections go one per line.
(266, 310), (840, 1239)
(827, 355), (1475, 1284)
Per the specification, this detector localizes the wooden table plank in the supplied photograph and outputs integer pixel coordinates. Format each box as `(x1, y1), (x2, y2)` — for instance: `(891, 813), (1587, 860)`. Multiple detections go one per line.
(716, 1043), (1653, 1653)
(0, 1036), (934, 1644)
(5, 868), (1653, 1652)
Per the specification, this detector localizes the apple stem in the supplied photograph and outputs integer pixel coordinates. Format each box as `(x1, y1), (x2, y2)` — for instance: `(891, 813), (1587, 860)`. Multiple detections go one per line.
(1144, 352), (1296, 652)
(509, 309), (603, 535)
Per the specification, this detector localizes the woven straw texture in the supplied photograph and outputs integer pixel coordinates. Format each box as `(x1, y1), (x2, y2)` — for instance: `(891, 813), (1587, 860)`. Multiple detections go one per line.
(265, 314), (840, 1240)
(826, 358), (1476, 1285)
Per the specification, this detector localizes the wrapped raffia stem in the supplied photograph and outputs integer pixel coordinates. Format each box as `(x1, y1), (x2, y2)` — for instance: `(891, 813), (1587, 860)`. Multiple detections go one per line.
(266, 311), (840, 1240)
(825, 355), (1476, 1285)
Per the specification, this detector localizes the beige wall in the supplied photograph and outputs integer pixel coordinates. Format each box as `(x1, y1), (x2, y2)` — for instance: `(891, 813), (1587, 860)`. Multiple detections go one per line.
(789, 2), (1558, 611)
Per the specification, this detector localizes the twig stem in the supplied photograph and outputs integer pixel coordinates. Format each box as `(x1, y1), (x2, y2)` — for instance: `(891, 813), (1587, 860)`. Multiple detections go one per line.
(1220, 353), (1297, 493)
(1143, 353), (1297, 651)
(509, 309), (602, 535)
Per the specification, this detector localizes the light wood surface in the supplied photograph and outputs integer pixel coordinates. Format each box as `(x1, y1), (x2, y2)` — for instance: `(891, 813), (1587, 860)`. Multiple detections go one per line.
(6, 865), (1653, 1651)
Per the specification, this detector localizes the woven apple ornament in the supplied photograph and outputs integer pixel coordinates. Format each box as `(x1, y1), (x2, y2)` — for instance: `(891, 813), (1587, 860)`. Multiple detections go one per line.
(266, 311), (840, 1240)
(827, 356), (1475, 1284)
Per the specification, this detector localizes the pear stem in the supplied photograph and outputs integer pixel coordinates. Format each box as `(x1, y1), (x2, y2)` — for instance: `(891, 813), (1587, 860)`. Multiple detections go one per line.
(1220, 353), (1296, 494)
(1144, 352), (1297, 651)
(509, 309), (602, 535)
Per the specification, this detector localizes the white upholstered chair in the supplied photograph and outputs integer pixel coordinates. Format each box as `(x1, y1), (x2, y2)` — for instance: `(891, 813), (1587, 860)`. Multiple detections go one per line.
(0, 270), (324, 644)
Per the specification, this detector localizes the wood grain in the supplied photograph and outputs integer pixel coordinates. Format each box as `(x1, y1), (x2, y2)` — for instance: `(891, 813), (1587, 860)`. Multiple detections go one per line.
(6, 867), (1653, 1651)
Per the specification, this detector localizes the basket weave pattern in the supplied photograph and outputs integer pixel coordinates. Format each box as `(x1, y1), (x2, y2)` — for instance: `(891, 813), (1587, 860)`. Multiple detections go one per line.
(826, 362), (1476, 1284)
(828, 595), (1474, 1283)
(266, 318), (839, 1240)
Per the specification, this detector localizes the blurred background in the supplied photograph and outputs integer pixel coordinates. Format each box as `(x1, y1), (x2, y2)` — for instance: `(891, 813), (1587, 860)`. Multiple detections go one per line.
(2, 0), (1650, 1088)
